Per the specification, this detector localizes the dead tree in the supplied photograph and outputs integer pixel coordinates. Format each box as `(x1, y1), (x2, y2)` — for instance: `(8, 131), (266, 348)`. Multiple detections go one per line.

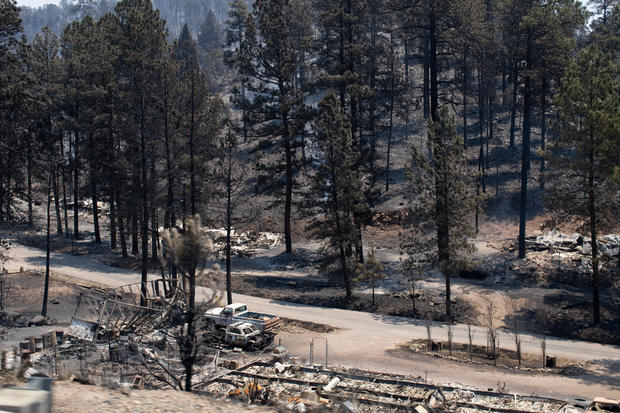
(42, 172), (52, 317)
(506, 297), (522, 367)
(425, 320), (433, 352)
(484, 300), (497, 366)
(467, 322), (475, 361)
(536, 306), (551, 368)
(0, 240), (9, 310)
(212, 129), (254, 305)
(161, 214), (220, 392)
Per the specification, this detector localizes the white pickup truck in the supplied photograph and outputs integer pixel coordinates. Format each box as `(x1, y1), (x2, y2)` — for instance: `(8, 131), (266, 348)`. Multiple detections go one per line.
(204, 303), (281, 332)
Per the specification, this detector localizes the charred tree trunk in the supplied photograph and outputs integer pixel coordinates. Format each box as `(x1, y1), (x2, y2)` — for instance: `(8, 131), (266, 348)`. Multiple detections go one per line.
(478, 62), (487, 193)
(109, 189), (117, 249)
(462, 46), (468, 148)
(150, 158), (158, 262)
(42, 173), (52, 317)
(385, 35), (395, 192)
(509, 58), (519, 149)
(404, 38), (410, 141)
(132, 215), (139, 255)
(119, 210), (128, 258)
(73, 133), (81, 240)
(60, 136), (69, 236)
(88, 132), (101, 244)
(53, 169), (62, 235)
(429, 8), (438, 122)
(225, 145), (233, 305)
(183, 267), (196, 392)
(283, 112), (293, 254)
(423, 37), (430, 120)
(330, 158), (351, 299)
(368, 6), (377, 174)
(140, 109), (149, 307)
(164, 91), (175, 230)
(90, 165), (101, 244)
(518, 37), (533, 259)
(588, 127), (600, 325)
(539, 75), (547, 189)
(27, 140), (33, 227)
(189, 73), (197, 217)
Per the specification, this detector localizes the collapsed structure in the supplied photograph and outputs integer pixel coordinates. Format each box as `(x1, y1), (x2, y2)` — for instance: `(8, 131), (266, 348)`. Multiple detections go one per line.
(5, 277), (614, 412)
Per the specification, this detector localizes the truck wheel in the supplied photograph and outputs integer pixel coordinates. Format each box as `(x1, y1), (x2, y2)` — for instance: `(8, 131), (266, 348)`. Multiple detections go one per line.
(207, 321), (216, 332)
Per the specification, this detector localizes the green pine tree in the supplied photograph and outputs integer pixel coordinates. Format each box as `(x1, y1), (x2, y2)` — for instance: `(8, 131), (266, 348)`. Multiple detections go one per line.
(405, 106), (478, 320)
(354, 247), (386, 308)
(305, 91), (366, 299)
(546, 45), (620, 326)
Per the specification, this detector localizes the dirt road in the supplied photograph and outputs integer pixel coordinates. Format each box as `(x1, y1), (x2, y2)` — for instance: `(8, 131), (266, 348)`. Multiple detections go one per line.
(4, 241), (620, 401)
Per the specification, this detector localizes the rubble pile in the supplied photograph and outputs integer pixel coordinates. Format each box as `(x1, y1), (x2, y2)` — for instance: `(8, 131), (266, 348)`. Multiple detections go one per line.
(520, 230), (619, 275)
(525, 230), (619, 257)
(199, 360), (569, 412)
(205, 229), (282, 258)
(2, 275), (608, 412)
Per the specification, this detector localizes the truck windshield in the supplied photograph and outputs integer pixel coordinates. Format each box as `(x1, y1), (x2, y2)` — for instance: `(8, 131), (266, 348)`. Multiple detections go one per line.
(222, 308), (232, 316)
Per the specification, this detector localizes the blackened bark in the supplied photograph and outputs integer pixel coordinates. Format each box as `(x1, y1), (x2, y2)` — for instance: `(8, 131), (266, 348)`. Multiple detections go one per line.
(518, 38), (533, 259)
(540, 76), (547, 189)
(132, 215), (139, 255)
(329, 151), (351, 299)
(509, 59), (519, 148)
(404, 38), (410, 141)
(283, 112), (293, 254)
(27, 141), (33, 227)
(110, 189), (117, 249)
(42, 174), (51, 317)
(588, 129), (600, 325)
(429, 8), (438, 122)
(183, 267), (196, 391)
(53, 170), (62, 235)
(368, 7), (377, 174)
(423, 37), (430, 120)
(338, 4), (346, 111)
(241, 81), (248, 143)
(189, 73), (197, 217)
(60, 137), (69, 236)
(385, 36), (395, 192)
(88, 133), (101, 244)
(478, 63), (487, 193)
(73, 133), (81, 240)
(150, 158), (158, 262)
(502, 68), (507, 107)
(151, 207), (158, 262)
(140, 114), (149, 307)
(462, 46), (468, 148)
(119, 212), (128, 258)
(225, 145), (233, 304)
(164, 85), (174, 230)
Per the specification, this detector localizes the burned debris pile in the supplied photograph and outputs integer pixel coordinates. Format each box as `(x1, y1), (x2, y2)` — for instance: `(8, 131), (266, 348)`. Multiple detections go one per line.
(515, 230), (620, 276)
(199, 360), (573, 412)
(205, 229), (282, 258)
(1, 276), (612, 412)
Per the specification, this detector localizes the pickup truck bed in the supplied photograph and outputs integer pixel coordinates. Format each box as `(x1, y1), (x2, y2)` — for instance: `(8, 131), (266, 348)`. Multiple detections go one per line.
(204, 304), (280, 332)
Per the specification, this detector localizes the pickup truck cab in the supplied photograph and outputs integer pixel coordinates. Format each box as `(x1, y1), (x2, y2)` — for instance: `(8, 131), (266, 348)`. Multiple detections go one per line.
(204, 303), (280, 332)
(224, 322), (273, 350)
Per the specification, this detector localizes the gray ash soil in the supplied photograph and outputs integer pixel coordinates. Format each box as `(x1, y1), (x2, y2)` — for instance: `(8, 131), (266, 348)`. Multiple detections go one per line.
(232, 273), (477, 324)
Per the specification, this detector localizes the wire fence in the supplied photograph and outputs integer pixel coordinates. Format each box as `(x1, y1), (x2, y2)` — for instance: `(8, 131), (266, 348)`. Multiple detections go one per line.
(275, 335), (329, 367)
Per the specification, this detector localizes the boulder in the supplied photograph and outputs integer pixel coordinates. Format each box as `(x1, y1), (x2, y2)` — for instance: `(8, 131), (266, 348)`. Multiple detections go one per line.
(339, 401), (359, 413)
(27, 315), (47, 326)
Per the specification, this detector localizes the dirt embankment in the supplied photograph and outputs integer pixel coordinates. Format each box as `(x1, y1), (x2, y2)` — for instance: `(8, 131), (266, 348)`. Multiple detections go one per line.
(49, 380), (276, 413)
